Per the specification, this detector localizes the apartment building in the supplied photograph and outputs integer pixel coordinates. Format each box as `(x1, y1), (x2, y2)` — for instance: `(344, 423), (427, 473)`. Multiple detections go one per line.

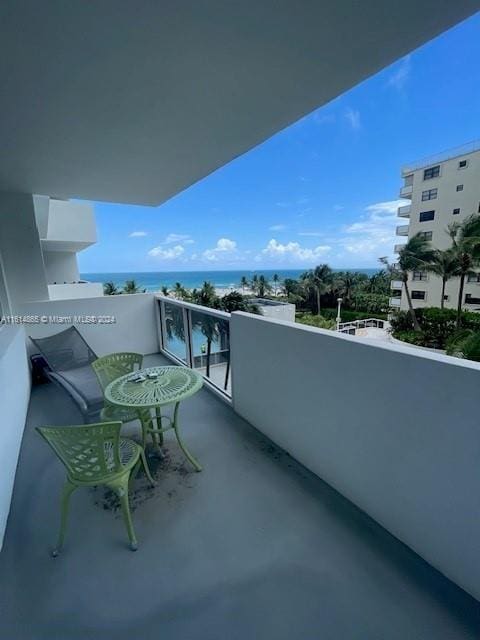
(390, 141), (480, 311)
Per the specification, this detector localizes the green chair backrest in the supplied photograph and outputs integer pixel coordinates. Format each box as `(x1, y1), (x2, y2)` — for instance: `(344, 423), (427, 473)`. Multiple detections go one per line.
(91, 352), (143, 391)
(37, 422), (124, 482)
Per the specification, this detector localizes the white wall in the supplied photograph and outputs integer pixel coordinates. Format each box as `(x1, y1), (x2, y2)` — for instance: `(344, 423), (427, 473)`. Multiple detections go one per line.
(19, 293), (159, 356)
(0, 192), (49, 310)
(45, 199), (96, 245)
(0, 326), (30, 549)
(230, 312), (480, 600)
(47, 283), (104, 300)
(43, 251), (79, 284)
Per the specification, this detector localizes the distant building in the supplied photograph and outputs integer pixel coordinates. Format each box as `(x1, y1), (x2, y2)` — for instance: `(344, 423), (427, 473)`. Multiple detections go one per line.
(391, 141), (480, 311)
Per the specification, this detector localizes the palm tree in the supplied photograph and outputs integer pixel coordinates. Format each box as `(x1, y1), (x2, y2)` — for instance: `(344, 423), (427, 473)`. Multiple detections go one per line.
(257, 275), (272, 298)
(272, 273), (280, 296)
(173, 282), (188, 299)
(334, 271), (366, 308)
(103, 281), (119, 295)
(380, 233), (436, 331)
(193, 281), (217, 307)
(123, 279), (145, 294)
(425, 248), (458, 309)
(447, 215), (480, 328)
(195, 313), (219, 378)
(300, 264), (333, 315)
(251, 274), (259, 295)
(239, 276), (249, 293)
(160, 285), (169, 296)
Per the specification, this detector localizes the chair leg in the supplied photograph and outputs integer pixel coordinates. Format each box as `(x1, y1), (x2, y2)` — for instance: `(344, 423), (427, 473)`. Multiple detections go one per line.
(140, 448), (156, 487)
(114, 477), (138, 551)
(172, 402), (202, 472)
(52, 479), (77, 557)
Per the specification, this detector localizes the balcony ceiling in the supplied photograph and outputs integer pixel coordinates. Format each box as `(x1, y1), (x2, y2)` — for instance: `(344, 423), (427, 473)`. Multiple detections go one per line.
(0, 2), (478, 205)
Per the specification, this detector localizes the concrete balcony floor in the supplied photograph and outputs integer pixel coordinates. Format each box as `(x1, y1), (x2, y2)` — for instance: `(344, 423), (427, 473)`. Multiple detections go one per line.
(1, 354), (479, 639)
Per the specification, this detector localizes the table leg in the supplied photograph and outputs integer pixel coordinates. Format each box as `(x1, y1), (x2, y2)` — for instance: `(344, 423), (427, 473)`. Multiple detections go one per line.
(172, 402), (202, 472)
(138, 408), (162, 456)
(155, 407), (164, 446)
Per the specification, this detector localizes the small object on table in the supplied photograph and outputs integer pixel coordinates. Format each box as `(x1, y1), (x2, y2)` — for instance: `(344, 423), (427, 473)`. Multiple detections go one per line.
(105, 366), (203, 471)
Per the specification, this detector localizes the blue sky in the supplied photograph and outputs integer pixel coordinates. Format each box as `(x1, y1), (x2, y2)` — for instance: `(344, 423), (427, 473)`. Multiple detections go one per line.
(80, 13), (480, 273)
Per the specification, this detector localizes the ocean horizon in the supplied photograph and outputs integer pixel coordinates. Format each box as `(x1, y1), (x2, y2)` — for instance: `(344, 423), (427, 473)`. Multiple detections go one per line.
(80, 268), (380, 293)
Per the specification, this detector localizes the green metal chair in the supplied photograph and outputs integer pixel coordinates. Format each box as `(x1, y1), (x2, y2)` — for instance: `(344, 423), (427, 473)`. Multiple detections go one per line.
(92, 352), (163, 449)
(37, 421), (155, 555)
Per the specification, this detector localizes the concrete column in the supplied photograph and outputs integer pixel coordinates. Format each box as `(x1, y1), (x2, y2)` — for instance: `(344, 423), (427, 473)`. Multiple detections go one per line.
(0, 191), (49, 311)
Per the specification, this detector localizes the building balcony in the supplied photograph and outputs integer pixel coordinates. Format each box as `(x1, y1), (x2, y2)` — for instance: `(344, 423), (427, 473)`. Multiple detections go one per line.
(2, 294), (480, 637)
(389, 296), (401, 307)
(396, 224), (409, 236)
(47, 282), (104, 300)
(399, 185), (413, 198)
(390, 280), (403, 290)
(35, 198), (97, 253)
(394, 243), (406, 253)
(397, 204), (411, 218)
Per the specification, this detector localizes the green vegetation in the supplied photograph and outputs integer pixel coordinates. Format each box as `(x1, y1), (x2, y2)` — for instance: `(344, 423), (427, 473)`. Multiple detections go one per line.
(295, 313), (336, 330)
(103, 279), (146, 295)
(390, 307), (480, 355)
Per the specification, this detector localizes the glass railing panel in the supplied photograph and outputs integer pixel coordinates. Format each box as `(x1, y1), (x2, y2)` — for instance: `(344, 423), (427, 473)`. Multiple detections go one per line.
(161, 301), (188, 363)
(190, 309), (231, 395)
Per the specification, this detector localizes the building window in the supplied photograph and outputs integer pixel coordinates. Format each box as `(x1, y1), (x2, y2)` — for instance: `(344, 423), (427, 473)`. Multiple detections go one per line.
(456, 184), (464, 192)
(412, 271), (428, 281)
(423, 165), (440, 180)
(411, 291), (426, 300)
(419, 210), (435, 222)
(458, 159), (468, 169)
(465, 294), (480, 305)
(453, 208), (460, 215)
(467, 273), (480, 283)
(421, 188), (438, 201)
(418, 231), (433, 241)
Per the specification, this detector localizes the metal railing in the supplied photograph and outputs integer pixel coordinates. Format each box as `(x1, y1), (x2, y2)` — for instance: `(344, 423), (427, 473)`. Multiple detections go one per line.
(155, 295), (232, 399)
(337, 318), (389, 335)
(402, 139), (480, 174)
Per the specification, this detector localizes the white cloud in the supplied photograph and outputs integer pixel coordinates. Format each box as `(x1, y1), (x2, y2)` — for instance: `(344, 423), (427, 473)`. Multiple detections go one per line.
(387, 55), (411, 91)
(276, 201), (290, 208)
(364, 199), (408, 216)
(345, 107), (361, 130)
(202, 237), (237, 262)
(269, 224), (287, 231)
(338, 199), (407, 260)
(129, 231), (148, 237)
(148, 245), (185, 260)
(260, 239), (331, 263)
(164, 233), (194, 245)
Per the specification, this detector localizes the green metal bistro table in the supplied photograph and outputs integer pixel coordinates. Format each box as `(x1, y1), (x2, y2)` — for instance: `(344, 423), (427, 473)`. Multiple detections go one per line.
(105, 366), (203, 471)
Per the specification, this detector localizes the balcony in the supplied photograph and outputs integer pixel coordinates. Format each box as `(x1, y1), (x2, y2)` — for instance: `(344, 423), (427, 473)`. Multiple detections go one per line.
(399, 185), (413, 198)
(396, 224), (409, 236)
(389, 296), (401, 307)
(394, 243), (406, 253)
(390, 280), (403, 290)
(36, 198), (97, 253)
(398, 204), (411, 218)
(1, 292), (480, 640)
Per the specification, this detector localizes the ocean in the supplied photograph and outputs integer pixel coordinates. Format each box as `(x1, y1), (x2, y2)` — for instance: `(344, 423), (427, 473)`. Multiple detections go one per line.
(81, 268), (380, 293)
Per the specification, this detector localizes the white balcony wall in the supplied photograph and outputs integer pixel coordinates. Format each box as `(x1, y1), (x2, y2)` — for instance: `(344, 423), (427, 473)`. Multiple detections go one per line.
(230, 312), (480, 600)
(0, 326), (30, 549)
(389, 297), (401, 307)
(43, 251), (79, 284)
(0, 192), (49, 310)
(42, 199), (96, 251)
(19, 293), (159, 356)
(47, 283), (104, 300)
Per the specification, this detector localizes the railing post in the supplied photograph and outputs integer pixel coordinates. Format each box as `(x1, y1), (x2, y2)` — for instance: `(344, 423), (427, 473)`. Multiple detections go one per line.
(183, 307), (194, 369)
